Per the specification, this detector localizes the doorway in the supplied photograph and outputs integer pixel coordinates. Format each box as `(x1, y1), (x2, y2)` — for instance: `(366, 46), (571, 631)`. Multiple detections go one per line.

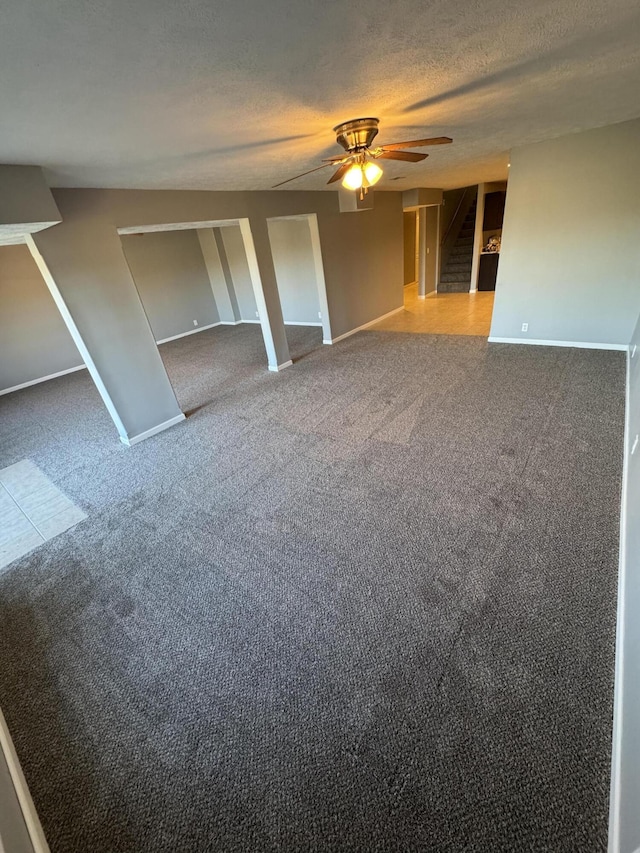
(0, 244), (85, 396)
(266, 213), (332, 356)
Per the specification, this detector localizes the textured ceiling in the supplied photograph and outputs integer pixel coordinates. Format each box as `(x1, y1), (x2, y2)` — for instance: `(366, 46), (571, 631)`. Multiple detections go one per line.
(1, 0), (639, 191)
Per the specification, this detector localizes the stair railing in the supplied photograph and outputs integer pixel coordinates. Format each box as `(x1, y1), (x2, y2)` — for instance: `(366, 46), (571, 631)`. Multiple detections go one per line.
(438, 186), (478, 281)
(441, 187), (472, 248)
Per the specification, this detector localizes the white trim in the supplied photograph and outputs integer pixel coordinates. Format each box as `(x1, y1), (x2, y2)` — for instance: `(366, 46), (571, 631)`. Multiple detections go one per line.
(120, 413), (186, 446)
(238, 218), (282, 371)
(488, 336), (629, 352)
(268, 360), (293, 372)
(25, 235), (130, 442)
(283, 321), (323, 327)
(196, 228), (237, 324)
(469, 182), (485, 293)
(117, 220), (240, 235)
(238, 318), (261, 324)
(608, 347), (631, 853)
(325, 306), (404, 344)
(417, 207), (427, 297)
(306, 214), (333, 344)
(435, 204), (441, 291)
(0, 364), (86, 396)
(0, 707), (50, 853)
(0, 321), (227, 395)
(155, 322), (220, 345)
(218, 320), (243, 325)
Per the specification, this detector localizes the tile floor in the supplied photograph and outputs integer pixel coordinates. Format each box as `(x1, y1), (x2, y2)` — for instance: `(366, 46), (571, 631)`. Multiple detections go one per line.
(370, 283), (495, 336)
(0, 459), (86, 570)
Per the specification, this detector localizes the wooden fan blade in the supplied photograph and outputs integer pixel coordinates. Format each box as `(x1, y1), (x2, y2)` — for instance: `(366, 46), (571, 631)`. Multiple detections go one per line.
(272, 163), (333, 188)
(327, 162), (352, 184)
(322, 154), (350, 163)
(376, 150), (428, 162)
(380, 136), (452, 150)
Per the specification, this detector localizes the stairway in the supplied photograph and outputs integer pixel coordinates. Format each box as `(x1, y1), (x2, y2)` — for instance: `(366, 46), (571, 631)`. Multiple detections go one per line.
(439, 200), (476, 293)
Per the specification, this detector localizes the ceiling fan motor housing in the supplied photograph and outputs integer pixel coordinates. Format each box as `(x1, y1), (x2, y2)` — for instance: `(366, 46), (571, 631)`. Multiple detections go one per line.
(333, 117), (380, 152)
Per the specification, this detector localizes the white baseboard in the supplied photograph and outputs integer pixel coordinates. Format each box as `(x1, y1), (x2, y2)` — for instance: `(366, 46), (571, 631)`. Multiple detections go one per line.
(240, 319), (262, 324)
(0, 707), (50, 852)
(120, 413), (186, 446)
(488, 336), (629, 352)
(268, 360), (293, 372)
(0, 364), (86, 396)
(218, 320), (242, 325)
(283, 321), (323, 327)
(155, 322), (221, 344)
(325, 306), (404, 345)
(1, 322), (227, 395)
(608, 347), (631, 853)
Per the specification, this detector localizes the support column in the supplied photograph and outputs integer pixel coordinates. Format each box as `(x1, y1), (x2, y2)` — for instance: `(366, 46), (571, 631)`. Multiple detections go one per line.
(196, 228), (239, 323)
(238, 218), (291, 372)
(424, 206), (439, 295)
(470, 183), (486, 293)
(213, 229), (242, 322)
(417, 208), (427, 299)
(27, 217), (184, 445)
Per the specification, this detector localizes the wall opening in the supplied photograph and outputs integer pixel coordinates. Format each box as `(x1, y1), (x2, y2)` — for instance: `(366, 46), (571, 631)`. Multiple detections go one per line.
(0, 244), (85, 396)
(266, 213), (332, 351)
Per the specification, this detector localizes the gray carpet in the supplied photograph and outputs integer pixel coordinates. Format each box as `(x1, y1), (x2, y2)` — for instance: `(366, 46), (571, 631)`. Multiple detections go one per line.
(0, 325), (625, 852)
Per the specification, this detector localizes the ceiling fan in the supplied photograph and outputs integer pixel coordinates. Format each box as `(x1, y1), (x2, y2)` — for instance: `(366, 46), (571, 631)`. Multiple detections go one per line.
(272, 117), (452, 192)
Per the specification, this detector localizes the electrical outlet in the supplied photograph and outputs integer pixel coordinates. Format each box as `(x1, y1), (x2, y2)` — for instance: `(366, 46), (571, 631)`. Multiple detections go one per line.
(318, 311), (322, 319)
(255, 311), (259, 318)
(521, 322), (528, 332)
(193, 320), (198, 326)
(632, 435), (639, 455)
(633, 344), (637, 358)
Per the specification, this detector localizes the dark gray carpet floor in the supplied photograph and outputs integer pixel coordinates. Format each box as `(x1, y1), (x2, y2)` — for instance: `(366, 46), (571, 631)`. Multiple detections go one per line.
(0, 325), (625, 852)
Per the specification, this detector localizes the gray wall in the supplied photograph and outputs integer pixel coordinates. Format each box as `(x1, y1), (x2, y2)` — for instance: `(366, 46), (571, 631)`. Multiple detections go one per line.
(0, 245), (82, 392)
(617, 310), (640, 853)
(220, 225), (259, 321)
(29, 196), (183, 441)
(403, 212), (416, 285)
(0, 735), (35, 853)
(490, 118), (640, 345)
(267, 218), (321, 324)
(20, 187), (402, 436)
(121, 230), (219, 341)
(315, 192), (403, 337)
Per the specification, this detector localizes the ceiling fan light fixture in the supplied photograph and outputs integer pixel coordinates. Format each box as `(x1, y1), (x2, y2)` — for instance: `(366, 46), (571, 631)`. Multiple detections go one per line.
(364, 161), (383, 186)
(271, 118), (452, 189)
(342, 160), (383, 191)
(342, 163), (364, 190)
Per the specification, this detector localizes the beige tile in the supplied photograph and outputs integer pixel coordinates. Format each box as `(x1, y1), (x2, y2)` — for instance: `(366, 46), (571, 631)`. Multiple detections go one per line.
(0, 459), (51, 502)
(370, 286), (495, 337)
(38, 505), (87, 541)
(19, 483), (75, 525)
(0, 499), (34, 547)
(0, 485), (17, 515)
(0, 527), (44, 571)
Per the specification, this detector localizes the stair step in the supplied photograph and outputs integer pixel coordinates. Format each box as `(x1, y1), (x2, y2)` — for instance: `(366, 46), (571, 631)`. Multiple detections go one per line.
(438, 281), (471, 293)
(450, 251), (473, 262)
(455, 238), (474, 248)
(440, 274), (471, 283)
(444, 263), (472, 273)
